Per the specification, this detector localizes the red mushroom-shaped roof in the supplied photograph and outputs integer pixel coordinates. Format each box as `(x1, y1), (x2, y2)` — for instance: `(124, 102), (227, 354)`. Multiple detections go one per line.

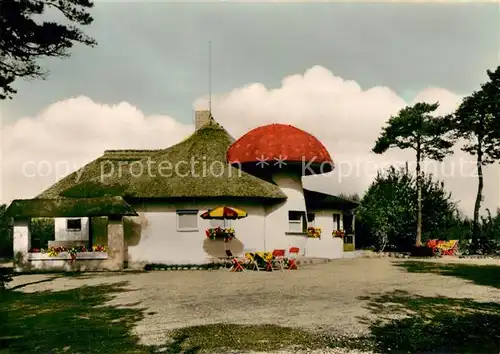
(227, 124), (334, 175)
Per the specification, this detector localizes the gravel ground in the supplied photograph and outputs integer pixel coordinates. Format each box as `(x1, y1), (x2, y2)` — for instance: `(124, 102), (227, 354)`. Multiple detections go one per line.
(7, 257), (500, 353)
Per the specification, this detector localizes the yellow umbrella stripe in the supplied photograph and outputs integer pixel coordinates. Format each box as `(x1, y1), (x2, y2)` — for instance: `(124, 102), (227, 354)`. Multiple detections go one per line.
(208, 206), (247, 218)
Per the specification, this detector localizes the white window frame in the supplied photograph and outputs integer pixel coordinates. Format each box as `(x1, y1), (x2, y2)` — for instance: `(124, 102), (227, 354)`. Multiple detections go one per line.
(176, 210), (198, 232)
(288, 211), (305, 233)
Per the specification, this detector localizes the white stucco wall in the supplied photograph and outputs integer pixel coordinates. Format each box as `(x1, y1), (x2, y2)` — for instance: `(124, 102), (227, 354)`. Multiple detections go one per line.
(124, 172), (346, 264)
(54, 217), (90, 241)
(304, 210), (344, 259)
(265, 172), (308, 252)
(39, 198), (346, 265)
(127, 201), (266, 265)
(13, 219), (30, 255)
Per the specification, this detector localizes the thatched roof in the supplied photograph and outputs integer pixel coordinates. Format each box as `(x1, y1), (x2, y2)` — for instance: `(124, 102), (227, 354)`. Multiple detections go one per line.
(304, 189), (359, 210)
(6, 197), (138, 218)
(36, 149), (162, 198)
(37, 122), (286, 201)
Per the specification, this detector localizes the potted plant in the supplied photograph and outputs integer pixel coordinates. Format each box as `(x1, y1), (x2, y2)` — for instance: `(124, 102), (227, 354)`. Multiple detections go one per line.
(92, 245), (108, 252)
(223, 227), (235, 242)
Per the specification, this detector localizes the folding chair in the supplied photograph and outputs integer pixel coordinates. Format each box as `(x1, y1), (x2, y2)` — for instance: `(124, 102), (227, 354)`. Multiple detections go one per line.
(287, 247), (300, 270)
(441, 240), (458, 256)
(226, 250), (245, 272)
(253, 252), (270, 271)
(267, 249), (286, 271)
(244, 251), (262, 271)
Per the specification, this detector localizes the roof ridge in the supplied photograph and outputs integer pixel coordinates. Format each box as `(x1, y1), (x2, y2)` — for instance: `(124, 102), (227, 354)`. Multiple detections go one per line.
(197, 118), (235, 142)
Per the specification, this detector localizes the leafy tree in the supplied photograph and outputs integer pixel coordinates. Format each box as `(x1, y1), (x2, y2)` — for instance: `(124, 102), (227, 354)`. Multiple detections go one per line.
(356, 166), (458, 251)
(0, 204), (13, 257)
(477, 209), (500, 254)
(372, 102), (454, 246)
(450, 66), (500, 250)
(338, 193), (361, 202)
(0, 0), (96, 99)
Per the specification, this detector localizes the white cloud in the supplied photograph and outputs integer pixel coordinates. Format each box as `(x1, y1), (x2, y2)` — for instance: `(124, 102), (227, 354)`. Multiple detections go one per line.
(197, 65), (498, 216)
(1, 96), (193, 203)
(2, 66), (498, 217)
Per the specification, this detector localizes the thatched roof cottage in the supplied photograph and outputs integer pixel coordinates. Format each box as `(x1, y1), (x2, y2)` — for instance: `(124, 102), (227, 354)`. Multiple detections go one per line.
(8, 110), (358, 271)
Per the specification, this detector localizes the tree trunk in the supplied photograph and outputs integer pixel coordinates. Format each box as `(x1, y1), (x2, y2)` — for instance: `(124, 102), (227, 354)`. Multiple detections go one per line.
(472, 145), (484, 251)
(416, 141), (422, 247)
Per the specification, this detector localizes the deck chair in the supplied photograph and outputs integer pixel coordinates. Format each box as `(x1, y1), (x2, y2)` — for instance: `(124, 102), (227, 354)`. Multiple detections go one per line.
(426, 239), (438, 249)
(441, 240), (458, 256)
(244, 251), (262, 271)
(268, 249), (286, 271)
(226, 250), (245, 272)
(253, 252), (271, 271)
(287, 247), (300, 270)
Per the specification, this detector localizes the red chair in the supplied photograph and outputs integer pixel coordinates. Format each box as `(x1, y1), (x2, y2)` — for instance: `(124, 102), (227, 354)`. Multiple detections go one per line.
(426, 239), (438, 249)
(441, 240), (458, 256)
(267, 249), (286, 271)
(288, 247), (300, 270)
(226, 250), (245, 272)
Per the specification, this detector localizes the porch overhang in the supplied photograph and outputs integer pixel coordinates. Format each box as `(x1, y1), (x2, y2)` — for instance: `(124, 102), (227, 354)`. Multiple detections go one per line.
(6, 196), (138, 219)
(303, 189), (359, 211)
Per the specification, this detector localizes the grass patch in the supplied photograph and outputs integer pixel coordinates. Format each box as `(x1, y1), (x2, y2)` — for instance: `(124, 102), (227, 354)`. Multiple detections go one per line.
(163, 324), (331, 353)
(394, 261), (500, 288)
(0, 281), (158, 353)
(359, 290), (500, 353)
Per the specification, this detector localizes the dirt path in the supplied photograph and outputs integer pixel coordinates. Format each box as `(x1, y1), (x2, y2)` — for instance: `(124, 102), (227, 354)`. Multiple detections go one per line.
(7, 257), (500, 350)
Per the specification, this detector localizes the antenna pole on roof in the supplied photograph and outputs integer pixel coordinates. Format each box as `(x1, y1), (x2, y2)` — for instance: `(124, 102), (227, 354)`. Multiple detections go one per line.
(208, 40), (212, 115)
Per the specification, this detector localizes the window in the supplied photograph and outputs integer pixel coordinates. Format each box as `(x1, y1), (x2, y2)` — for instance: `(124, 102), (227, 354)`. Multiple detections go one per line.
(307, 213), (315, 227)
(177, 210), (198, 231)
(66, 218), (82, 231)
(333, 213), (341, 231)
(288, 211), (306, 233)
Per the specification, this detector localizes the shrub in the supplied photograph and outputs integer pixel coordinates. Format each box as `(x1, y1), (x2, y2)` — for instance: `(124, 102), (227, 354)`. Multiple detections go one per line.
(356, 166), (459, 252)
(475, 209), (500, 254)
(411, 246), (439, 258)
(451, 209), (500, 255)
(0, 204), (13, 258)
(0, 268), (12, 291)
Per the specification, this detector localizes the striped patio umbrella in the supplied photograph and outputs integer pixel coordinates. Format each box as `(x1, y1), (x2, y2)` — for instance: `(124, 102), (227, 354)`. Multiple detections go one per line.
(200, 206), (247, 220)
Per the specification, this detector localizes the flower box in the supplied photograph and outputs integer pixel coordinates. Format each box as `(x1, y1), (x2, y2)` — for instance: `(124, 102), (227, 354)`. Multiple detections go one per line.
(332, 229), (345, 238)
(27, 252), (108, 261)
(28, 245), (108, 262)
(205, 227), (235, 242)
(307, 227), (322, 238)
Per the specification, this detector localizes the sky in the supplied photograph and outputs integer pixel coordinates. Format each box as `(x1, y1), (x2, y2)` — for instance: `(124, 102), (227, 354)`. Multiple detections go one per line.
(1, 1), (499, 217)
